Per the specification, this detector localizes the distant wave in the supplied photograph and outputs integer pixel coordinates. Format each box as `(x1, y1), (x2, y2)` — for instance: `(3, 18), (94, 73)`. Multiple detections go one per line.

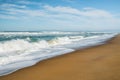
(0, 31), (82, 36)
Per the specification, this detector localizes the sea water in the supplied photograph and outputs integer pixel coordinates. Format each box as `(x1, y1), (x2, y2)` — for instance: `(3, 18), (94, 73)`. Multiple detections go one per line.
(0, 31), (117, 76)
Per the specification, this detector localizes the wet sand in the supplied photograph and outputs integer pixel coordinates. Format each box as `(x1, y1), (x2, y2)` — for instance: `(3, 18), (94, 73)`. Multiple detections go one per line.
(0, 35), (120, 80)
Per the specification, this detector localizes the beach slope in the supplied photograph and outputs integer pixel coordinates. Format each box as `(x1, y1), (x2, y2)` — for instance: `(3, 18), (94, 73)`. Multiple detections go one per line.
(0, 35), (120, 80)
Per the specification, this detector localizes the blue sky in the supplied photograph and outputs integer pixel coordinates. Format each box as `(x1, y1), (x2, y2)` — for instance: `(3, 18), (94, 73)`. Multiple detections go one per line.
(0, 0), (120, 31)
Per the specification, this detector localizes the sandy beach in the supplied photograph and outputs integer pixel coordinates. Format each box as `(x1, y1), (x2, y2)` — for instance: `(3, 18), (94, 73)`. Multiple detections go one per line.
(0, 35), (120, 80)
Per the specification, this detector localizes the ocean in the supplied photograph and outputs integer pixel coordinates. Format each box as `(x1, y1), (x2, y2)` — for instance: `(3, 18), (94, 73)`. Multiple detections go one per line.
(0, 31), (117, 76)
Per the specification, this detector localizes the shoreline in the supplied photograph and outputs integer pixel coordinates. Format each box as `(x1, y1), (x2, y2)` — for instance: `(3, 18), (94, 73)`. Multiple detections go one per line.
(0, 34), (120, 80)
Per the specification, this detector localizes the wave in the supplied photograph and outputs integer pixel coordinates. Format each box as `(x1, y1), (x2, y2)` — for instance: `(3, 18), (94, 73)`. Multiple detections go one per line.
(0, 31), (82, 36)
(0, 39), (49, 54)
(0, 31), (112, 36)
(0, 36), (84, 54)
(0, 33), (117, 76)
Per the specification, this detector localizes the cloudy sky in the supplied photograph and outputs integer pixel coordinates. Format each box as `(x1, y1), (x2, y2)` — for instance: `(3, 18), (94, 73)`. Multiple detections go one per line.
(0, 0), (120, 31)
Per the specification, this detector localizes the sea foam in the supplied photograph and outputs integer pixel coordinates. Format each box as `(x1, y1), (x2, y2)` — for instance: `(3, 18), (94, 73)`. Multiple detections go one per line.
(0, 32), (117, 76)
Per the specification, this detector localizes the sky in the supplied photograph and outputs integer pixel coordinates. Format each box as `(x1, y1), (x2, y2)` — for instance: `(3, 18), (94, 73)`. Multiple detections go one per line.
(0, 0), (120, 32)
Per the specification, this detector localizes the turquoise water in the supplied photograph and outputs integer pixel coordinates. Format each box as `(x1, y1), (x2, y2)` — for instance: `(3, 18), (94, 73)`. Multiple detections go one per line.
(0, 31), (107, 42)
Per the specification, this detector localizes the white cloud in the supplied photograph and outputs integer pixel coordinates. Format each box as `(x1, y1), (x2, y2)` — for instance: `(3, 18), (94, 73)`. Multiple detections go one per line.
(42, 5), (120, 31)
(6, 8), (45, 17)
(17, 0), (41, 5)
(0, 2), (120, 31)
(0, 3), (45, 17)
(44, 5), (81, 15)
(0, 3), (115, 19)
(0, 3), (27, 9)
(44, 5), (113, 18)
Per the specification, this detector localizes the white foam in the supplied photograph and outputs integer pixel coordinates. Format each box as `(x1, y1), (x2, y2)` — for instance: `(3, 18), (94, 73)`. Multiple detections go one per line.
(0, 48), (74, 76)
(0, 35), (84, 54)
(0, 33), (117, 76)
(0, 39), (50, 54)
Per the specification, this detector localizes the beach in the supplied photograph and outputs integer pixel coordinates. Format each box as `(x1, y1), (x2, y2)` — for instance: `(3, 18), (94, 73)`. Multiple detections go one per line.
(0, 34), (120, 80)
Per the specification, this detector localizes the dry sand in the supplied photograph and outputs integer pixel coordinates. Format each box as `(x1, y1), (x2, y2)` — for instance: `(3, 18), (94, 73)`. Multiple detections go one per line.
(0, 35), (120, 80)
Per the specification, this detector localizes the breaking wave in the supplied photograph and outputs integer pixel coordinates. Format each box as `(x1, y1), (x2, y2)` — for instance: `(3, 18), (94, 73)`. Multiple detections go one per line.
(0, 32), (117, 76)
